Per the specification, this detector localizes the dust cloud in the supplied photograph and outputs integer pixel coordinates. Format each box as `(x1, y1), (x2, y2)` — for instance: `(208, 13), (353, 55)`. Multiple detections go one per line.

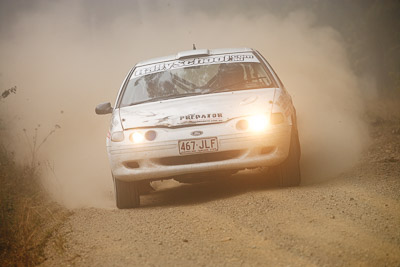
(0, 1), (368, 208)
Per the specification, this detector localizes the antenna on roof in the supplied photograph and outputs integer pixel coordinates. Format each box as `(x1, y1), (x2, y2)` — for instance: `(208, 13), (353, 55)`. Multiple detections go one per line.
(193, 44), (196, 50)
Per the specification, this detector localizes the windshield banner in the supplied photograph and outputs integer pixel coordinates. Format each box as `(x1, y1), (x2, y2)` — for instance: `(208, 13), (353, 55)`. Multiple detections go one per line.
(132, 52), (260, 78)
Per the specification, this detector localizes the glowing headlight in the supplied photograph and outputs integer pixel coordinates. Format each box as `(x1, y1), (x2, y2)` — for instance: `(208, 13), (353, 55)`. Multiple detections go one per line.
(130, 132), (144, 143)
(248, 114), (270, 132)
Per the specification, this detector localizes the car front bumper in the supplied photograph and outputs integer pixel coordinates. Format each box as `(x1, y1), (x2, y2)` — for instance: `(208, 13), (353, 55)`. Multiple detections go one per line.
(107, 124), (291, 182)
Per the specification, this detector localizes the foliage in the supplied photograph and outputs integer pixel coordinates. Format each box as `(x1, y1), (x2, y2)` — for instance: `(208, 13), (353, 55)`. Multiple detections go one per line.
(344, 0), (400, 96)
(23, 124), (61, 170)
(0, 87), (68, 266)
(1, 86), (17, 100)
(262, 0), (400, 96)
(0, 145), (70, 267)
(311, 0), (400, 96)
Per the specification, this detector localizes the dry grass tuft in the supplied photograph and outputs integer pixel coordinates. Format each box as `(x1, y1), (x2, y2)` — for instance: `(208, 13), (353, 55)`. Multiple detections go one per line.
(0, 86), (69, 266)
(0, 145), (70, 266)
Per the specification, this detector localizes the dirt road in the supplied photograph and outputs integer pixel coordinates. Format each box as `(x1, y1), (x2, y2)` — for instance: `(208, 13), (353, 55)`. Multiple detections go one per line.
(42, 121), (400, 266)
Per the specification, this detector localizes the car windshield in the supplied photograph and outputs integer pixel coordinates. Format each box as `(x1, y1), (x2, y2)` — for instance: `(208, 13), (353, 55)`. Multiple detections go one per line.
(119, 55), (274, 107)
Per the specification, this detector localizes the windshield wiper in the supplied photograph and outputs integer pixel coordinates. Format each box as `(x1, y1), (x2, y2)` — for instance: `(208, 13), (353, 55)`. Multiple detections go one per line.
(128, 92), (204, 106)
(167, 92), (205, 99)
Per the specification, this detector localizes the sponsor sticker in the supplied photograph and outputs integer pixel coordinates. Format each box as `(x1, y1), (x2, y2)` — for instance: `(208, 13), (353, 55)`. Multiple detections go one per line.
(132, 52), (260, 78)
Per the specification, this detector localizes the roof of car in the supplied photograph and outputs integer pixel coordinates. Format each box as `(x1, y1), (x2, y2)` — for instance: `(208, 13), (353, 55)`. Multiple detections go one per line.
(135, 47), (255, 67)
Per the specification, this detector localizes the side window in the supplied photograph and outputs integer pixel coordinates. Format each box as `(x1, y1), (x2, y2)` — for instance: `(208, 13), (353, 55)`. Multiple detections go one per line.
(254, 50), (283, 90)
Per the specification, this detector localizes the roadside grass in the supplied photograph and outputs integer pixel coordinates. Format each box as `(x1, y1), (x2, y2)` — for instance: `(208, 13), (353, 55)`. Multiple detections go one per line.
(0, 144), (70, 266)
(0, 85), (69, 266)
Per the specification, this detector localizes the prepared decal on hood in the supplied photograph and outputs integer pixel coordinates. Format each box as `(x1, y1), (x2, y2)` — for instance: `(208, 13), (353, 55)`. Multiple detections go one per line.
(180, 113), (223, 123)
(119, 88), (276, 129)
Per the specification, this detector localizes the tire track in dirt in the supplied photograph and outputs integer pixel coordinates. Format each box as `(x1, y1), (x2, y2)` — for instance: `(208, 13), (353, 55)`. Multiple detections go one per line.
(42, 121), (400, 266)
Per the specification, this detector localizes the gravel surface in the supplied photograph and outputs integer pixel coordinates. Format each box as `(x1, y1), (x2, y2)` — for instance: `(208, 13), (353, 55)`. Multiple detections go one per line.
(41, 119), (400, 266)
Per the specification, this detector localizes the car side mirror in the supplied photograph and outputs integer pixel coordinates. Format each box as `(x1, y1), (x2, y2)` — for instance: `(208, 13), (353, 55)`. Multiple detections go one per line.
(95, 102), (113, 115)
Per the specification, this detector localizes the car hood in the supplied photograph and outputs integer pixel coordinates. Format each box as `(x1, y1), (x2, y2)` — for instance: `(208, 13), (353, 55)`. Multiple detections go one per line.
(119, 88), (277, 129)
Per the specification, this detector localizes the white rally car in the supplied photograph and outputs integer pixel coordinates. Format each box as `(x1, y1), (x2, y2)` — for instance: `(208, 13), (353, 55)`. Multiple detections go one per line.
(96, 48), (301, 208)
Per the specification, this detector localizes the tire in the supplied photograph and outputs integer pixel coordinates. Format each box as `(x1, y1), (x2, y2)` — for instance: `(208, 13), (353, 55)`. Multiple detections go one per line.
(114, 178), (140, 209)
(274, 125), (301, 187)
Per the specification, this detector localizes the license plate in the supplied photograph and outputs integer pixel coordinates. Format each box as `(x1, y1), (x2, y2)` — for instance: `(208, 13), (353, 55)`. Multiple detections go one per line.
(178, 137), (218, 155)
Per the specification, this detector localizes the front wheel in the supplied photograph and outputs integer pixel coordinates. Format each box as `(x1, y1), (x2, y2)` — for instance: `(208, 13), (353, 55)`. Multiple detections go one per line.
(114, 178), (140, 209)
(273, 126), (301, 187)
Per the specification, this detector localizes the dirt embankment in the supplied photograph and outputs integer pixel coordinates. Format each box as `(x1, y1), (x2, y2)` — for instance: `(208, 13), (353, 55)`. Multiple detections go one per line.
(41, 117), (400, 266)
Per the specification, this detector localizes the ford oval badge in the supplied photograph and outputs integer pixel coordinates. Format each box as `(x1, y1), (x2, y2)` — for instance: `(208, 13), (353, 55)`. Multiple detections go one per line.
(191, 130), (203, 136)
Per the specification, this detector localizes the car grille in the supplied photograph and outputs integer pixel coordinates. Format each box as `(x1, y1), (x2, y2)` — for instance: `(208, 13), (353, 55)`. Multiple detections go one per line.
(155, 150), (244, 166)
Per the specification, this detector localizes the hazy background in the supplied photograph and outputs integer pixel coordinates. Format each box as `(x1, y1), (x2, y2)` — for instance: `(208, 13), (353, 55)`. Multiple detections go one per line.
(0, 0), (398, 208)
